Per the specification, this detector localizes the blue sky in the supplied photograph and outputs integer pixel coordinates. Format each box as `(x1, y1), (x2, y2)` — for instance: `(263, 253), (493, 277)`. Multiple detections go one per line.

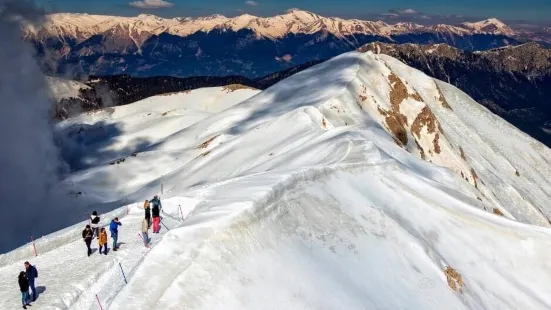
(35, 0), (551, 24)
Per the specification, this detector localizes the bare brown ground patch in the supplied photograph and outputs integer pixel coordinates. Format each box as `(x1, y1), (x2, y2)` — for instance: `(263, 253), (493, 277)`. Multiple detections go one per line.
(377, 106), (388, 116)
(222, 84), (257, 92)
(459, 147), (466, 160)
(157, 90), (192, 97)
(385, 73), (411, 147)
(411, 106), (438, 138)
(471, 168), (479, 188)
(414, 139), (426, 160)
(386, 116), (408, 146)
(444, 266), (464, 292)
(388, 73), (409, 107)
(493, 208), (505, 216)
(411, 90), (424, 102)
(433, 133), (441, 154)
(435, 83), (452, 110)
(200, 150), (211, 157)
(322, 118), (327, 128)
(198, 134), (220, 149)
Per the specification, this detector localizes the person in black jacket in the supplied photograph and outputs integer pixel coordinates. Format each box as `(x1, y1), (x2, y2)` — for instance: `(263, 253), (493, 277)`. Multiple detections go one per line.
(151, 196), (162, 233)
(144, 200), (151, 228)
(82, 225), (94, 256)
(90, 211), (100, 238)
(18, 271), (31, 309)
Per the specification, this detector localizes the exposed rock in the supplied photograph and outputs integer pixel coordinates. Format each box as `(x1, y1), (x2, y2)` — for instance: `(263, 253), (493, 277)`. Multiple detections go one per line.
(459, 147), (466, 160)
(471, 168), (479, 188)
(444, 266), (464, 292)
(359, 42), (551, 147)
(493, 208), (505, 216)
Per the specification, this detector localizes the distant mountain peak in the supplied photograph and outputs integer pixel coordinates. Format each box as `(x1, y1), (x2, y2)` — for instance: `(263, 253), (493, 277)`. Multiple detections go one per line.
(25, 11), (521, 43)
(460, 18), (515, 36)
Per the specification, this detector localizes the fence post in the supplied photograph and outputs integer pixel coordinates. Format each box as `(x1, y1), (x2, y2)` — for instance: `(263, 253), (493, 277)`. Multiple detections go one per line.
(30, 234), (37, 257)
(118, 262), (128, 284)
(95, 294), (104, 310)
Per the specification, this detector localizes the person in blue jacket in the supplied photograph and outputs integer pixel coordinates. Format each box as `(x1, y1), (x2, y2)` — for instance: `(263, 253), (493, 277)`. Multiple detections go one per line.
(109, 217), (122, 251)
(24, 261), (38, 302)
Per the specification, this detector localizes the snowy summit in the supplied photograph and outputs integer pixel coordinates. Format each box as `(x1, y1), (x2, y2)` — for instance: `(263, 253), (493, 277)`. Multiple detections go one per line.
(24, 10), (516, 42)
(1, 51), (551, 309)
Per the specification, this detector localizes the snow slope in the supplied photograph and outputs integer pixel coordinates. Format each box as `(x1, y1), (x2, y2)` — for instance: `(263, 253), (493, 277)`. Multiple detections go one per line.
(1, 51), (551, 309)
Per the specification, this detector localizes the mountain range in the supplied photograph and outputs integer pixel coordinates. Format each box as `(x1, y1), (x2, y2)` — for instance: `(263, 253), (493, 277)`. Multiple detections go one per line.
(26, 10), (551, 78)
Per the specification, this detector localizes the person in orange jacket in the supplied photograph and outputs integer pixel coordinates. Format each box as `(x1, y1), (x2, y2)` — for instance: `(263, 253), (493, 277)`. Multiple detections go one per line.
(98, 228), (108, 255)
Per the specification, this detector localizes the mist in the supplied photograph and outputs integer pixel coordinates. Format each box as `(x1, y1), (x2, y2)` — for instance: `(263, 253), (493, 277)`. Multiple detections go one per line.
(0, 0), (75, 252)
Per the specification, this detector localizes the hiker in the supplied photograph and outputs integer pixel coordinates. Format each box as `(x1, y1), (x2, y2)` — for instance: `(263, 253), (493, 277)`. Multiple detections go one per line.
(151, 196), (161, 233)
(24, 261), (38, 302)
(110, 217), (122, 251)
(144, 200), (151, 228)
(150, 195), (162, 213)
(18, 271), (31, 309)
(141, 217), (150, 247)
(98, 227), (108, 255)
(82, 224), (94, 256)
(90, 211), (100, 238)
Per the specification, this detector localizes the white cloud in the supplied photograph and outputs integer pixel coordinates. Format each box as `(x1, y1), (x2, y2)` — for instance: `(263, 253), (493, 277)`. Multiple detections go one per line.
(129, 0), (174, 9)
(245, 1), (258, 6)
(390, 9), (419, 15)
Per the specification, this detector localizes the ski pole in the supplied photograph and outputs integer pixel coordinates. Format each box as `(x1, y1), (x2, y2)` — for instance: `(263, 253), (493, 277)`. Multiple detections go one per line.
(179, 205), (184, 221)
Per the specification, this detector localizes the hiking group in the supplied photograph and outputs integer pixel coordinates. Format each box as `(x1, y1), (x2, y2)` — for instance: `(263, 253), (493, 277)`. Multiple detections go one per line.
(82, 214), (121, 256)
(14, 195), (163, 309)
(82, 195), (162, 254)
(17, 261), (38, 309)
(141, 195), (163, 247)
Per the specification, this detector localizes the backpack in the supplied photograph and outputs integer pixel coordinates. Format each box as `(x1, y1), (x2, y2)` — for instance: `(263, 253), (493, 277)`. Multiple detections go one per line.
(82, 229), (91, 239)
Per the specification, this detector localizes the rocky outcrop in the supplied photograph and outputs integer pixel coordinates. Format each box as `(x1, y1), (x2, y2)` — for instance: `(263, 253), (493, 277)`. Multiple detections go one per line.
(358, 42), (551, 147)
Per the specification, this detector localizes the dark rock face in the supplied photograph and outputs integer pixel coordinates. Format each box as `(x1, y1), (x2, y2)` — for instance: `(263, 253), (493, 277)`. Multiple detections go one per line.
(31, 30), (521, 79)
(358, 42), (551, 147)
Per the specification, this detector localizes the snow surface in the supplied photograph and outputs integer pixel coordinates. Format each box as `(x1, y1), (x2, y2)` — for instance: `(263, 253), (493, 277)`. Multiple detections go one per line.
(1, 52), (551, 309)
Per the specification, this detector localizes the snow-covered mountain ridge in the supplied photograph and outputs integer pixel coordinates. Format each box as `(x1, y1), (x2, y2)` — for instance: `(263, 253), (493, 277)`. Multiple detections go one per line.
(1, 51), (550, 309)
(25, 9), (516, 42)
